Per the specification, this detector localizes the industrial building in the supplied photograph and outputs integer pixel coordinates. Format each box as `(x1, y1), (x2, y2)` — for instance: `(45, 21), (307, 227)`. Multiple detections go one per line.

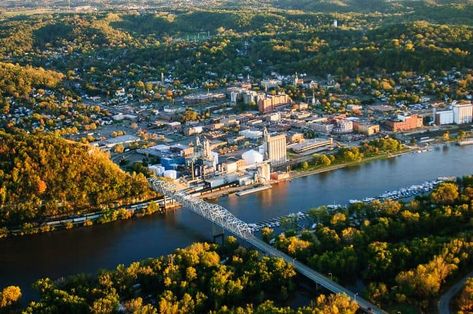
(263, 128), (287, 166)
(434, 110), (454, 125)
(453, 103), (473, 124)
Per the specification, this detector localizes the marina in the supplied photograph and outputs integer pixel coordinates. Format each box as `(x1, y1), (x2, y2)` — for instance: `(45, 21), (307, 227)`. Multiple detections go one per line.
(249, 177), (453, 232)
(1, 143), (473, 301)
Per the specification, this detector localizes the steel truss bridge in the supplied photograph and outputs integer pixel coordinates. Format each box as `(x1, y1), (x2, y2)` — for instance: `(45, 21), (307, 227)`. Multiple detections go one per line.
(149, 178), (385, 314)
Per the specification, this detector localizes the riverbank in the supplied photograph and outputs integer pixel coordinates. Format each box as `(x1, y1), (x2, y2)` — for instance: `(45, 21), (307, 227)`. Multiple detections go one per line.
(2, 142), (473, 302)
(201, 147), (418, 201)
(0, 145), (426, 238)
(0, 197), (180, 239)
(289, 148), (416, 180)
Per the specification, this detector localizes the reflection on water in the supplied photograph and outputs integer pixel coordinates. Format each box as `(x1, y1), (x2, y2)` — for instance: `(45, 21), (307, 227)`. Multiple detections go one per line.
(1, 144), (472, 300)
(219, 144), (473, 222)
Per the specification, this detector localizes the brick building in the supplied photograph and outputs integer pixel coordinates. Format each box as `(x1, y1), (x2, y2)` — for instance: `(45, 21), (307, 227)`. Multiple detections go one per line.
(385, 115), (423, 132)
(258, 94), (291, 113)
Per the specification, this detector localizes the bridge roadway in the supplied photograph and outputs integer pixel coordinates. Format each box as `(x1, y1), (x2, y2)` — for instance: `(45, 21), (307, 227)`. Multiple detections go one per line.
(149, 178), (386, 314)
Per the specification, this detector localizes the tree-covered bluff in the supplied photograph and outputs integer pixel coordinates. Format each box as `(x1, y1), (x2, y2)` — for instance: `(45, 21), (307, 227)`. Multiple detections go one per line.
(0, 131), (153, 228)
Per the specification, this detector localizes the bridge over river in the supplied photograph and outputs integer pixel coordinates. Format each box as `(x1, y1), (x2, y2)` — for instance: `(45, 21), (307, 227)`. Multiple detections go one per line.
(149, 178), (386, 314)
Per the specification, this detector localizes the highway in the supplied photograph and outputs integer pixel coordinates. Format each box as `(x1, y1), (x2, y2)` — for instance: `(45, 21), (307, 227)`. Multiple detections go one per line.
(150, 178), (386, 314)
(248, 236), (385, 314)
(438, 271), (473, 314)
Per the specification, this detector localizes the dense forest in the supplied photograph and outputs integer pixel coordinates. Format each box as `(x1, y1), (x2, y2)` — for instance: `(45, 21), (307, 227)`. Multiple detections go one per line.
(263, 177), (473, 312)
(0, 131), (153, 227)
(0, 62), (63, 99)
(1, 240), (359, 313)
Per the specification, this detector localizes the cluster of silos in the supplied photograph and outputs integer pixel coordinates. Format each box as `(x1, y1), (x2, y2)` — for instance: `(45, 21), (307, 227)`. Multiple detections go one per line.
(148, 164), (177, 179)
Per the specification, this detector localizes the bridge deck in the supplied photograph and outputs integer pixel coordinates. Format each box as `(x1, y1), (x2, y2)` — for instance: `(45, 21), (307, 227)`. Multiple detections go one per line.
(149, 178), (386, 314)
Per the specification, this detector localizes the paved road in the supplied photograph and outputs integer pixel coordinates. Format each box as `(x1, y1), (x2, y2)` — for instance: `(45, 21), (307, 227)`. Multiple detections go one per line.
(438, 271), (473, 314)
(151, 178), (386, 314)
(248, 236), (386, 314)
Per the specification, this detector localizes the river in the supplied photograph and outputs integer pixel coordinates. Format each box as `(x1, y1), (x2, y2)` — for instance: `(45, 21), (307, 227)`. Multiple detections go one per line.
(1, 144), (473, 300)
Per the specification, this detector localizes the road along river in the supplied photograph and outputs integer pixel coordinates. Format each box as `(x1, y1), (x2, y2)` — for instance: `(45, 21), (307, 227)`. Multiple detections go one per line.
(1, 143), (472, 300)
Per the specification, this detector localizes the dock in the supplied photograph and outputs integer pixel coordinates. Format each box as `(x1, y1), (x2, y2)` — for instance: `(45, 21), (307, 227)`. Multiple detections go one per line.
(236, 185), (272, 196)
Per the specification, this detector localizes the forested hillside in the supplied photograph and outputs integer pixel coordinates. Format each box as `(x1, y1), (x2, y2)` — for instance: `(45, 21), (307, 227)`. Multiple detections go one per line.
(1, 8), (473, 96)
(0, 131), (152, 227)
(0, 62), (63, 98)
(0, 60), (108, 133)
(3, 0), (473, 12)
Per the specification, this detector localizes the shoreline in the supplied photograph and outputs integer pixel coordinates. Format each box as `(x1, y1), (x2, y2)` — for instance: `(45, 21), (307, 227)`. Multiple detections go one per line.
(201, 147), (419, 201)
(0, 145), (430, 239)
(0, 197), (180, 239)
(287, 148), (416, 181)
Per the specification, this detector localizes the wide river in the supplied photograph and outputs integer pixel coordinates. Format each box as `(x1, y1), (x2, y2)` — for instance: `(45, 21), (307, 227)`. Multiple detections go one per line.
(1, 144), (473, 300)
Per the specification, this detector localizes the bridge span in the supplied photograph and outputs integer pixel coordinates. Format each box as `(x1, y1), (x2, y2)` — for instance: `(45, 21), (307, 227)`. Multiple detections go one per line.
(149, 178), (385, 314)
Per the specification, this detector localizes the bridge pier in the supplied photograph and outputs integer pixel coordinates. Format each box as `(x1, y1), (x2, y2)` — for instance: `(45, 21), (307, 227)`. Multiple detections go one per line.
(212, 223), (225, 244)
(149, 178), (386, 314)
(163, 196), (177, 211)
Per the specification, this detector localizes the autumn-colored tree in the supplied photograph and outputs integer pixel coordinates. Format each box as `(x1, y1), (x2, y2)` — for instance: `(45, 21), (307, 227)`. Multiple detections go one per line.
(456, 278), (473, 313)
(0, 286), (21, 308)
(431, 183), (459, 205)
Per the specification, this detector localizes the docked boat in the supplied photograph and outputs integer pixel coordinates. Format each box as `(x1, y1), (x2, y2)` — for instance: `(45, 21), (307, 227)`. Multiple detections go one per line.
(458, 139), (473, 146)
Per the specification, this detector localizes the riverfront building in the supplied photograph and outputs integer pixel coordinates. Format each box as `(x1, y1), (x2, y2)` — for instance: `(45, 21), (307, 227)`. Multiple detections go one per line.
(452, 103), (473, 124)
(433, 103), (473, 125)
(263, 128), (287, 166)
(435, 110), (454, 125)
(290, 138), (334, 154)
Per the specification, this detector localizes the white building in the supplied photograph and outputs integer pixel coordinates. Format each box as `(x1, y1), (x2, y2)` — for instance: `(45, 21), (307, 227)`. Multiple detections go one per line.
(242, 149), (264, 166)
(185, 126), (203, 135)
(267, 112), (281, 122)
(239, 129), (263, 139)
(112, 113), (137, 121)
(453, 103), (473, 124)
(261, 79), (281, 90)
(257, 162), (271, 183)
(310, 123), (334, 134)
(435, 110), (454, 125)
(230, 91), (239, 103)
(103, 135), (140, 148)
